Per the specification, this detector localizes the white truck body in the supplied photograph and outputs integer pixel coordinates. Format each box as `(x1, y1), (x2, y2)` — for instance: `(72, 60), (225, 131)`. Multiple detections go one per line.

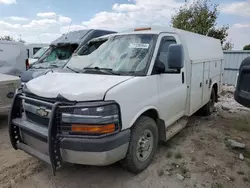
(9, 27), (224, 173)
(0, 40), (28, 76)
(0, 73), (21, 114)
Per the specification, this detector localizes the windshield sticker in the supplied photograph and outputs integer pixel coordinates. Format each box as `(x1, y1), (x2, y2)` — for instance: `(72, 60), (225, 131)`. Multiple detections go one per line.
(128, 43), (149, 49)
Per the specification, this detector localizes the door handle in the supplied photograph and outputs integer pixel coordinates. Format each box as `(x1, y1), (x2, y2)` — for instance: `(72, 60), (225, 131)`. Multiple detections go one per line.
(182, 72), (184, 84)
(200, 82), (202, 87)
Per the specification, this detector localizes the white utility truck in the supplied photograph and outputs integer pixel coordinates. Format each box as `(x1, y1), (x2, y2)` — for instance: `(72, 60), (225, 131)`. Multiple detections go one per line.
(9, 27), (224, 174)
(0, 73), (21, 114)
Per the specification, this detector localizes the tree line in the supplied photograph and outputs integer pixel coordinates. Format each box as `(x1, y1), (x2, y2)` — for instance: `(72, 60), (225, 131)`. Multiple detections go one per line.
(0, 35), (25, 43)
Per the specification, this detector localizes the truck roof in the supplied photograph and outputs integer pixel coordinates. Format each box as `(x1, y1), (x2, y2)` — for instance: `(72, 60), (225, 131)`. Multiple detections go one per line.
(100, 26), (223, 62)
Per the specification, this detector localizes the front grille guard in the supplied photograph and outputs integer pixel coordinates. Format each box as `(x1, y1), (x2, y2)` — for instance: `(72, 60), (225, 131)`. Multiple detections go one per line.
(9, 93), (62, 175)
(9, 93), (122, 175)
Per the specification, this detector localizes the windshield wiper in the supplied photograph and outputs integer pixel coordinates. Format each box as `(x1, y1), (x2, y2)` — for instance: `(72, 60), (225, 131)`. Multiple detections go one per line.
(49, 64), (60, 68)
(66, 66), (82, 73)
(30, 66), (46, 69)
(84, 67), (121, 75)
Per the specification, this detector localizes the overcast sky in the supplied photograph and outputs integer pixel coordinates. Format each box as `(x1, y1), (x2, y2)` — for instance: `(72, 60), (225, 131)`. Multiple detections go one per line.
(0, 0), (249, 49)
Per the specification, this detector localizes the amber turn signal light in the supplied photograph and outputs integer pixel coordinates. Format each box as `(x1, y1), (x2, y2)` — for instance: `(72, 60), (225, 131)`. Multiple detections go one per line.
(71, 123), (116, 134)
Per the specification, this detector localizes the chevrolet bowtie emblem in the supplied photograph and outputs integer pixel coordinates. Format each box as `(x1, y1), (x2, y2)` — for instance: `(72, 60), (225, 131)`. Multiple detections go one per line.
(36, 107), (49, 117)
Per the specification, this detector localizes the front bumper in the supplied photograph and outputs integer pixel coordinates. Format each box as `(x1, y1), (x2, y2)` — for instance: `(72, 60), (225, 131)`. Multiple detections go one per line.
(20, 128), (130, 166)
(9, 93), (130, 175)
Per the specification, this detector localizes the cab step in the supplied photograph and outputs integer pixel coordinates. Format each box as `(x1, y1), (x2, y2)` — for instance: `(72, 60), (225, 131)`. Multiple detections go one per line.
(165, 117), (188, 141)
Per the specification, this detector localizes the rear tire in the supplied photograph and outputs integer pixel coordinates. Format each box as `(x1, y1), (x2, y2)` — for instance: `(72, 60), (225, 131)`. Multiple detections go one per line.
(200, 89), (216, 116)
(120, 116), (158, 174)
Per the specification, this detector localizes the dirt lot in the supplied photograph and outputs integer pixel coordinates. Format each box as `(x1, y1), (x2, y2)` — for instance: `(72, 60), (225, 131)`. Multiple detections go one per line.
(1, 86), (250, 188)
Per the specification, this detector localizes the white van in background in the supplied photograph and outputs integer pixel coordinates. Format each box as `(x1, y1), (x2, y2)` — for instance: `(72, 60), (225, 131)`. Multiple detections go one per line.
(0, 40), (28, 76)
(28, 47), (49, 65)
(26, 43), (49, 58)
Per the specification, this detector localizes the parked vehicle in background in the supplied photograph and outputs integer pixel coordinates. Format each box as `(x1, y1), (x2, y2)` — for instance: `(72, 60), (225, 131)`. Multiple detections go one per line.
(64, 33), (115, 72)
(0, 40), (28, 76)
(9, 27), (224, 174)
(26, 43), (49, 58)
(28, 47), (49, 65)
(234, 56), (250, 108)
(0, 73), (21, 114)
(20, 29), (116, 83)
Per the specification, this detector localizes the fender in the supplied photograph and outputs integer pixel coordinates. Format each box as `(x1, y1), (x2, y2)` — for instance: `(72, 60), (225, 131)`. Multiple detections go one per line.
(128, 106), (160, 127)
(128, 106), (166, 141)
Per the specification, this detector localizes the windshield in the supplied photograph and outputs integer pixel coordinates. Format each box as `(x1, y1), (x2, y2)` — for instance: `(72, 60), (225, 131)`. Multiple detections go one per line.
(32, 47), (48, 59)
(31, 44), (78, 69)
(67, 34), (157, 75)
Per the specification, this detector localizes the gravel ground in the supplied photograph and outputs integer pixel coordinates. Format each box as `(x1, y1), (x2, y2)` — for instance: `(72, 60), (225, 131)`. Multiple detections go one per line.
(0, 86), (250, 188)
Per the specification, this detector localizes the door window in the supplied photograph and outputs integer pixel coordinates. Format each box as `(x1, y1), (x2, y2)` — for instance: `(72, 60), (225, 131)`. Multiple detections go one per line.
(33, 47), (41, 55)
(156, 36), (179, 73)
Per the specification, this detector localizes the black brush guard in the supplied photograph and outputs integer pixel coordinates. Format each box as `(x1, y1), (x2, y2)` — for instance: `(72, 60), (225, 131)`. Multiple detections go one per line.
(8, 93), (121, 175)
(8, 93), (62, 175)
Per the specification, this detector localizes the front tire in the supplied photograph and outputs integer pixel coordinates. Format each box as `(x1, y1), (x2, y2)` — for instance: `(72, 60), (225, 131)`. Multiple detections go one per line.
(121, 116), (158, 174)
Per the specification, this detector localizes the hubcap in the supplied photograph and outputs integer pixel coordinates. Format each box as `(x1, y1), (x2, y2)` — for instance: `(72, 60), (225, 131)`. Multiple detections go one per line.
(136, 129), (154, 162)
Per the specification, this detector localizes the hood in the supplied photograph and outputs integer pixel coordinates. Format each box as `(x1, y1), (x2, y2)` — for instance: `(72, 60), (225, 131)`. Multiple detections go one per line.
(26, 73), (133, 101)
(21, 68), (69, 83)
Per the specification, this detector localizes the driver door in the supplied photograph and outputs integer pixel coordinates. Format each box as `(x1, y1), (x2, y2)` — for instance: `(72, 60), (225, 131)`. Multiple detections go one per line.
(153, 33), (187, 127)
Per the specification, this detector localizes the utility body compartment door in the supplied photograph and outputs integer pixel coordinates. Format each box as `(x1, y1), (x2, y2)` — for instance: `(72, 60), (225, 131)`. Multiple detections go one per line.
(202, 62), (210, 105)
(190, 62), (203, 114)
(153, 33), (187, 127)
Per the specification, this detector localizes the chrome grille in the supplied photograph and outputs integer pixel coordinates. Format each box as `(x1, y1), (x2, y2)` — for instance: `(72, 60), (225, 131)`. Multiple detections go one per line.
(23, 99), (53, 127)
(25, 111), (49, 126)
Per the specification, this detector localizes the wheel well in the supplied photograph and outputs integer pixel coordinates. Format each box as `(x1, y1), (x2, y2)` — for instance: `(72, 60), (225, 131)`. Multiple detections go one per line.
(141, 109), (158, 122)
(212, 83), (218, 102)
(140, 109), (166, 141)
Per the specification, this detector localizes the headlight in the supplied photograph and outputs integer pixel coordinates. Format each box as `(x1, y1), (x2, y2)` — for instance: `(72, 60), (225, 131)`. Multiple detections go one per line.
(61, 102), (121, 135)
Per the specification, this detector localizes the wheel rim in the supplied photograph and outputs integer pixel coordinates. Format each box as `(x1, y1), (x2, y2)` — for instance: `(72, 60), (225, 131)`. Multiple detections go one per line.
(136, 129), (154, 162)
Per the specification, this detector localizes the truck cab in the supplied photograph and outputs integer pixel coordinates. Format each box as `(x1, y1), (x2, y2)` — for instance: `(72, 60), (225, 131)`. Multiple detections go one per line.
(9, 27), (224, 174)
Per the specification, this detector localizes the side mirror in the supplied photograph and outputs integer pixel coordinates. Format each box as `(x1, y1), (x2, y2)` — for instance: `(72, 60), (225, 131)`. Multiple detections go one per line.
(167, 44), (184, 69)
(154, 60), (165, 74)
